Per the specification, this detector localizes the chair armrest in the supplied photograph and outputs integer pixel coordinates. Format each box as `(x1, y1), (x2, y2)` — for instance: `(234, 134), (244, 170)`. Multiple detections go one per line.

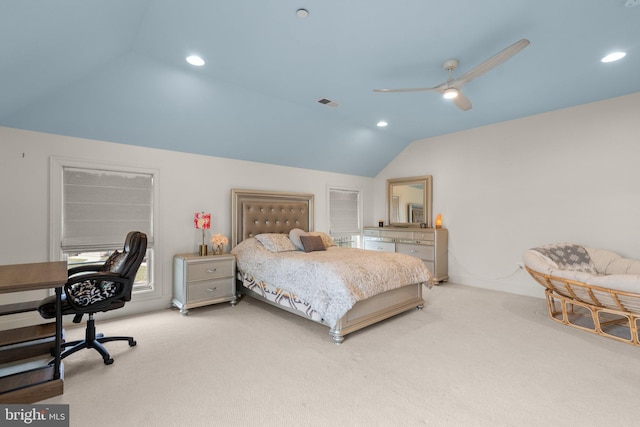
(63, 272), (132, 312)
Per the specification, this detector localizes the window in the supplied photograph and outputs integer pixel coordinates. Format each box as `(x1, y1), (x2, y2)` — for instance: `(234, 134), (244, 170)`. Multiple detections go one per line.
(50, 158), (158, 295)
(327, 186), (362, 248)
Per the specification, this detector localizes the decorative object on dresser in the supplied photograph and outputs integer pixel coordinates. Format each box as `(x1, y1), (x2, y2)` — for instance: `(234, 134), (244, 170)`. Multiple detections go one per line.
(210, 233), (228, 255)
(435, 213), (443, 229)
(387, 175), (432, 227)
(230, 189), (431, 344)
(363, 227), (448, 285)
(194, 212), (211, 256)
(172, 253), (237, 315)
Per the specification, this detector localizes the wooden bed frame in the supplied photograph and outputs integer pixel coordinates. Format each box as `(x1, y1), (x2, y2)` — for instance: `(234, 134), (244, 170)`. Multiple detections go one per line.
(231, 189), (425, 344)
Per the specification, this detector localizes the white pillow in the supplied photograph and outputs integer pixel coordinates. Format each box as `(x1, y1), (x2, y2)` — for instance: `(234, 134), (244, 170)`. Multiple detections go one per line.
(289, 228), (307, 251)
(254, 234), (297, 252)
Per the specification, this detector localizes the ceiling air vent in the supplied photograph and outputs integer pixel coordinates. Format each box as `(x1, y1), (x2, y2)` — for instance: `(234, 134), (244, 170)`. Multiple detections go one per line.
(317, 98), (340, 107)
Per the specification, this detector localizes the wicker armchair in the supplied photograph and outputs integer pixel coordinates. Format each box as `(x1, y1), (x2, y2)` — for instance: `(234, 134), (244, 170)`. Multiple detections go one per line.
(523, 243), (640, 346)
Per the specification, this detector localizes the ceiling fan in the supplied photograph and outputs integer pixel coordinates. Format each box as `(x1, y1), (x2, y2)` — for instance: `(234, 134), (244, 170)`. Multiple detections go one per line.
(373, 38), (530, 111)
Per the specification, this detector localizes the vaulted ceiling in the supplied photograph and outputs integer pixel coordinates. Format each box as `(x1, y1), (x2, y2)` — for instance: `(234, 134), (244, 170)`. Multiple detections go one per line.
(1, 1), (638, 177)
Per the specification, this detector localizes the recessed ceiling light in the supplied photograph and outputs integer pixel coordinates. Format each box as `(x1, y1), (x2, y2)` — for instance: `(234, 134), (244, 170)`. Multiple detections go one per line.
(601, 52), (626, 63)
(296, 9), (309, 18)
(186, 55), (205, 66)
(377, 121), (388, 127)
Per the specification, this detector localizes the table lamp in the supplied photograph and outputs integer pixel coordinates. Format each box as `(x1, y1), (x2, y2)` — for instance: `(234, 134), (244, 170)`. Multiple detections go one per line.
(194, 212), (211, 255)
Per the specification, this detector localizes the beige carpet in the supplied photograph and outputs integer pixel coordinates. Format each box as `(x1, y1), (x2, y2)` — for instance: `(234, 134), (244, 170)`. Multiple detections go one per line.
(42, 284), (640, 426)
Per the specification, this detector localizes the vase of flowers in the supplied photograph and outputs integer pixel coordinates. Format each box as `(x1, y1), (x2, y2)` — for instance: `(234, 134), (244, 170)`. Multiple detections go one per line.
(210, 233), (228, 255)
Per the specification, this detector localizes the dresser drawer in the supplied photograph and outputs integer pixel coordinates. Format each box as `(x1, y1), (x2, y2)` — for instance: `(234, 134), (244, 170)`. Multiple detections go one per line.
(411, 231), (434, 242)
(396, 243), (435, 261)
(364, 240), (396, 252)
(187, 259), (234, 282)
(187, 278), (235, 304)
(380, 230), (413, 240)
(364, 229), (381, 237)
(424, 260), (435, 275)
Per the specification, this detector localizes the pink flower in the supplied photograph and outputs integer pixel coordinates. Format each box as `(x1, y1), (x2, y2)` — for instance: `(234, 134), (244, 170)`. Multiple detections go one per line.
(194, 212), (211, 229)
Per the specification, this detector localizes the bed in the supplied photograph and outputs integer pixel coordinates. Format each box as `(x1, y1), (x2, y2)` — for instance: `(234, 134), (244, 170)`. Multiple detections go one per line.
(230, 189), (432, 343)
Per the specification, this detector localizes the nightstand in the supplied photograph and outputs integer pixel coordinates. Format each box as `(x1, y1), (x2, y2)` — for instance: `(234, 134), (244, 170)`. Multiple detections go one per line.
(172, 253), (237, 315)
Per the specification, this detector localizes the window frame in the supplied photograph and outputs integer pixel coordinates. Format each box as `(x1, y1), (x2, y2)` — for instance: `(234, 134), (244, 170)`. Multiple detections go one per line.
(326, 185), (363, 248)
(49, 156), (160, 300)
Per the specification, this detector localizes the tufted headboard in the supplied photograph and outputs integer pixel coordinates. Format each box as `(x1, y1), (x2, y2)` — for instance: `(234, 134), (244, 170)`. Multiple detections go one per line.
(231, 189), (314, 248)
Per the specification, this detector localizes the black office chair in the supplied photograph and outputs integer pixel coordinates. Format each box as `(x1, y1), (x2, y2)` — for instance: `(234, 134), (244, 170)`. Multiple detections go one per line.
(39, 231), (147, 365)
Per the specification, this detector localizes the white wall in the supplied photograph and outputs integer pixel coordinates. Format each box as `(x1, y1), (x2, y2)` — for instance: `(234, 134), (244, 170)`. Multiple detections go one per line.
(0, 126), (374, 328)
(374, 92), (640, 298)
(3, 91), (638, 328)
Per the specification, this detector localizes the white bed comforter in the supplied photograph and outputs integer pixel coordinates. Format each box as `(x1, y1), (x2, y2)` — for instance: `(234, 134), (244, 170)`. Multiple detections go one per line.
(232, 238), (432, 327)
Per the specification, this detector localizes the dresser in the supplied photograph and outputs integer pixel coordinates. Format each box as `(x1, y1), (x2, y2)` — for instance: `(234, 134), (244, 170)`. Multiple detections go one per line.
(363, 227), (448, 284)
(172, 253), (237, 315)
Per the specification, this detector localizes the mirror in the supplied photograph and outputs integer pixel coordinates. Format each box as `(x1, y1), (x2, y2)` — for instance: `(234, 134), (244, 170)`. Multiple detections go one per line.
(387, 175), (433, 227)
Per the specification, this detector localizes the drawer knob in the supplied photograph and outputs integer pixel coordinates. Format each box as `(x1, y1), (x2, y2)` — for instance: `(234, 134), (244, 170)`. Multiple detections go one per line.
(206, 268), (217, 273)
(206, 287), (217, 293)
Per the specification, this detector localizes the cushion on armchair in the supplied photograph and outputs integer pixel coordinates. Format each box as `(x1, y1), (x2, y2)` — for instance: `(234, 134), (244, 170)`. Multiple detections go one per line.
(531, 243), (597, 274)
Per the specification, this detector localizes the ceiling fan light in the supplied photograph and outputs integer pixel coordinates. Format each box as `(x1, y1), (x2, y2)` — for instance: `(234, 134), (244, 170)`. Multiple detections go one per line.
(443, 88), (458, 99)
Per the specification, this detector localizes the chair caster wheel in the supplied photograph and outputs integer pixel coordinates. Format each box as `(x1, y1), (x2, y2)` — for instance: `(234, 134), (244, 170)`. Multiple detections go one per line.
(130, 340), (137, 347)
(104, 358), (114, 365)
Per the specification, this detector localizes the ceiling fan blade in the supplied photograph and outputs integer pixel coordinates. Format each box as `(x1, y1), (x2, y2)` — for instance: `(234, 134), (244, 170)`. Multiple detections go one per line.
(454, 39), (530, 86)
(373, 87), (438, 93)
(452, 90), (472, 111)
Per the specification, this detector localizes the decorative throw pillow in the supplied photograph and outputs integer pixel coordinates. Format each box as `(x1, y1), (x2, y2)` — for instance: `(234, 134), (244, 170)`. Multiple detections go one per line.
(307, 231), (336, 248)
(289, 228), (307, 251)
(255, 233), (298, 252)
(532, 243), (597, 274)
(300, 235), (326, 253)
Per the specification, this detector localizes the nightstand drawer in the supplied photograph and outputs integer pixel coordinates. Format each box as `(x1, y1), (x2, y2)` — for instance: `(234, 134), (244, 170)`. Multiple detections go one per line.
(396, 243), (435, 261)
(187, 279), (235, 304)
(187, 259), (234, 282)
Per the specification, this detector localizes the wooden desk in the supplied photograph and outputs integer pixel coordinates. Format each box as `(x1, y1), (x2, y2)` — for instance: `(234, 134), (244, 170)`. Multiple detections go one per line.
(0, 261), (67, 403)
